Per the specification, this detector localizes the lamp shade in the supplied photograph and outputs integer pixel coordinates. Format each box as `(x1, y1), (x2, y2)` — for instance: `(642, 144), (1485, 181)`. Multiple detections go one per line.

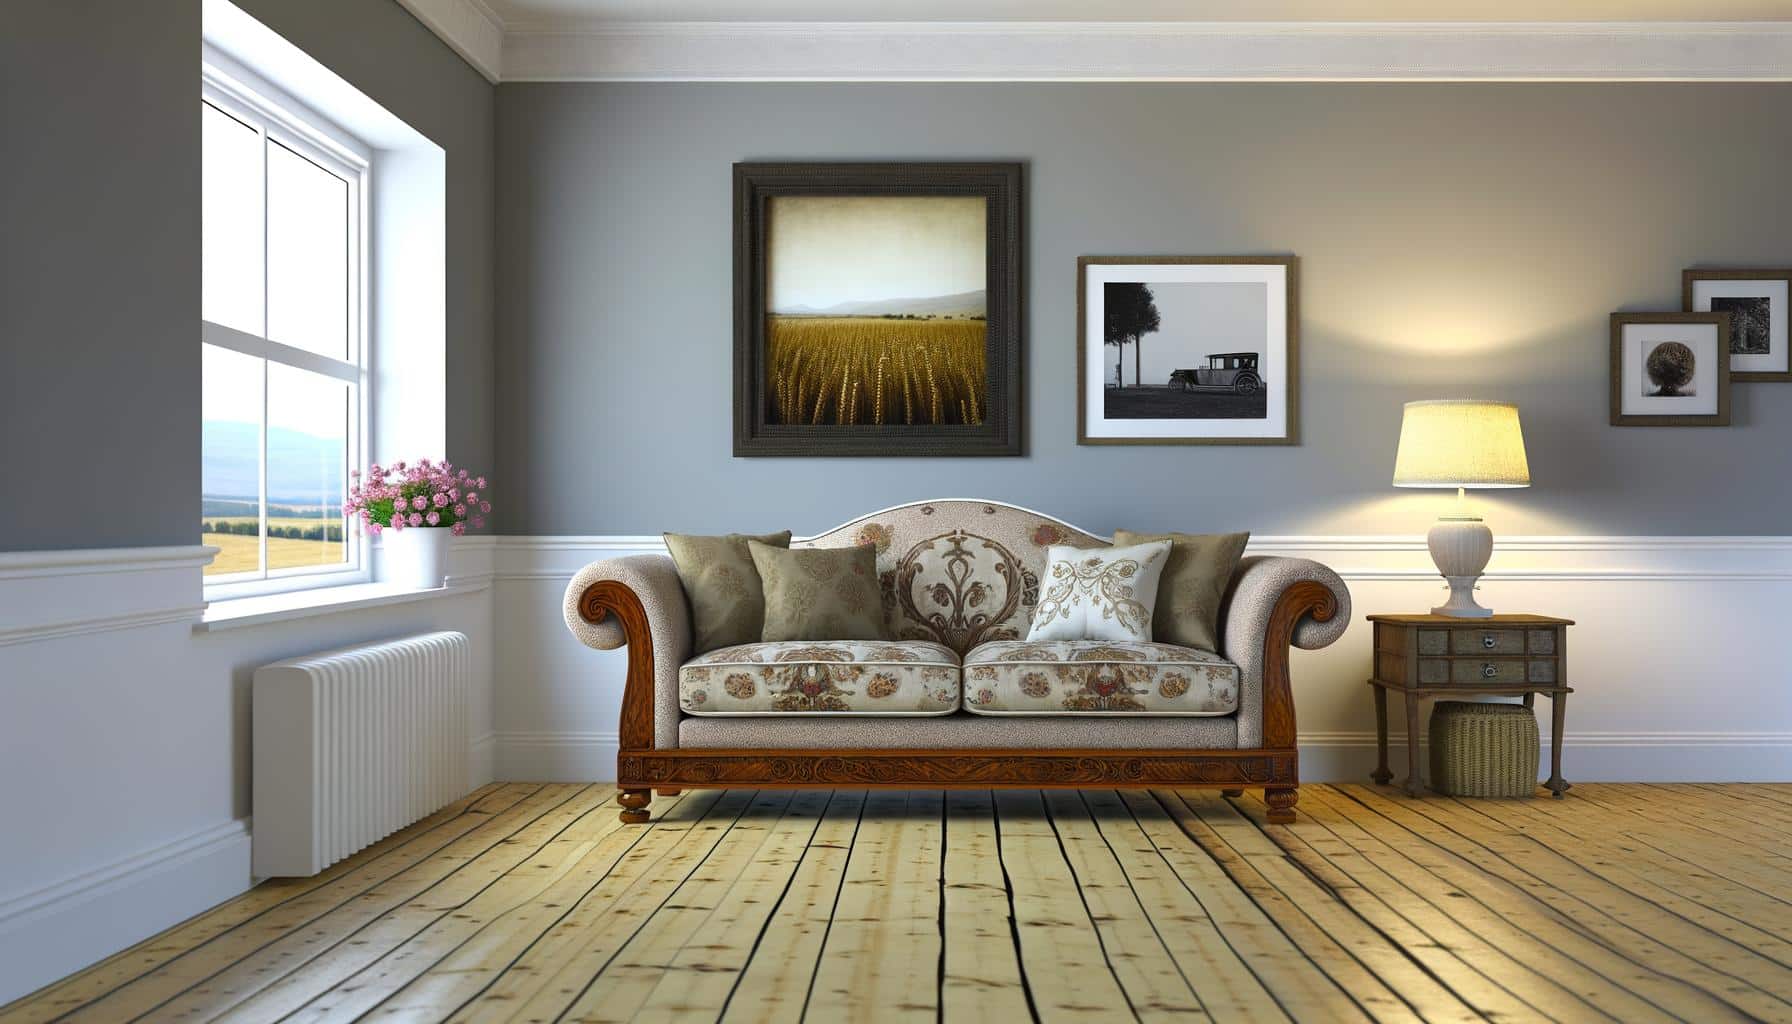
(1392, 400), (1530, 489)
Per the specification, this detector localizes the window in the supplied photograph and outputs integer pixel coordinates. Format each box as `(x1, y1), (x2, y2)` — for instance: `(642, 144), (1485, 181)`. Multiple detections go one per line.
(201, 62), (368, 595)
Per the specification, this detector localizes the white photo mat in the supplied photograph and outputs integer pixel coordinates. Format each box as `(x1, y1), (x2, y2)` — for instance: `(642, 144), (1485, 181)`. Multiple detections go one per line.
(1688, 278), (1789, 375)
(1081, 262), (1290, 441)
(1620, 321), (1722, 417)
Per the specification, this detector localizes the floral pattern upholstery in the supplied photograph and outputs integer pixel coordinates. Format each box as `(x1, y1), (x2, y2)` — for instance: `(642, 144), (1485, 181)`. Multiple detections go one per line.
(679, 640), (959, 716)
(796, 501), (1107, 657)
(962, 640), (1239, 716)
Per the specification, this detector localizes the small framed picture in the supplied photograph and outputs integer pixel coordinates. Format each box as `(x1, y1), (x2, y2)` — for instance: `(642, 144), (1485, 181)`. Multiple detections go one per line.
(1683, 268), (1792, 382)
(1610, 312), (1732, 426)
(1077, 256), (1297, 445)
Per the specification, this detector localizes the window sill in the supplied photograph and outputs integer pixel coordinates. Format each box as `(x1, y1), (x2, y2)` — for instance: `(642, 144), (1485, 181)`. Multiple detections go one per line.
(195, 578), (487, 633)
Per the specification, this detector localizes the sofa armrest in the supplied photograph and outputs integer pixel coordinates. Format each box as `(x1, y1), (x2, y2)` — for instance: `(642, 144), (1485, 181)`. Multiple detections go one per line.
(1220, 556), (1351, 749)
(562, 554), (691, 750)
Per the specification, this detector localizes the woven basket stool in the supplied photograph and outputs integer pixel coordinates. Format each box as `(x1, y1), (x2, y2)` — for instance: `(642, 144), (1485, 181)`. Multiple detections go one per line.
(1428, 700), (1539, 798)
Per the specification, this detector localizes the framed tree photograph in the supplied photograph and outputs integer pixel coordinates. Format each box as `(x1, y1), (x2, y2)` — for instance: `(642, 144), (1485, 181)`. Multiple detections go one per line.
(1610, 311), (1732, 427)
(1077, 256), (1298, 445)
(1683, 268), (1792, 382)
(733, 162), (1023, 457)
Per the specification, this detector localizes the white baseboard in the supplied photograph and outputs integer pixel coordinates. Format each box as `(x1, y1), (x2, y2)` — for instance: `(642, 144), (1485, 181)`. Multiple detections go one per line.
(488, 728), (1792, 785)
(0, 818), (252, 1005)
(1298, 732), (1792, 784)
(470, 731), (498, 787)
(494, 731), (620, 783)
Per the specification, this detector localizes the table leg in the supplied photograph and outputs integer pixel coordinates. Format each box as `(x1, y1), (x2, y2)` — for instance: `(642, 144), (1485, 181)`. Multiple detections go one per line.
(1522, 692), (1535, 709)
(1403, 690), (1423, 797)
(1371, 686), (1392, 785)
(1546, 691), (1571, 798)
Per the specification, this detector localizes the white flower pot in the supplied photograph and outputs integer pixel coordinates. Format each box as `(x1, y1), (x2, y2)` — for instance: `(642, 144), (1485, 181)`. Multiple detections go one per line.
(386, 526), (449, 589)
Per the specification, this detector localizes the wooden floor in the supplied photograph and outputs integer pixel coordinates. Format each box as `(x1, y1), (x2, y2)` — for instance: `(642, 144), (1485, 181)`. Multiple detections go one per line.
(6, 784), (1792, 1023)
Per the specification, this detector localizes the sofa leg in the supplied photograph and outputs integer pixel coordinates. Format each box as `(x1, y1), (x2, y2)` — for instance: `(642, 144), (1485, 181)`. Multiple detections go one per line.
(618, 788), (651, 824)
(1220, 789), (1243, 798)
(655, 787), (682, 797)
(1265, 787), (1298, 824)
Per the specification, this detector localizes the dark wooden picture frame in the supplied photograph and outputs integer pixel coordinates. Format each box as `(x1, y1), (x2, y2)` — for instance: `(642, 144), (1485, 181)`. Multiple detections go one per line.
(1076, 255), (1298, 446)
(733, 162), (1023, 457)
(1609, 312), (1732, 427)
(1683, 267), (1792, 382)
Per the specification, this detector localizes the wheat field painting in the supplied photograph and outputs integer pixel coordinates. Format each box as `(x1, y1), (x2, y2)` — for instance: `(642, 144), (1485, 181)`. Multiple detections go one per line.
(765, 195), (987, 426)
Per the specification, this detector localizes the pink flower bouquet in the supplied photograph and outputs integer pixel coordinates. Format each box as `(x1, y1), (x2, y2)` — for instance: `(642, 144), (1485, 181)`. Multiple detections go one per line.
(346, 459), (490, 537)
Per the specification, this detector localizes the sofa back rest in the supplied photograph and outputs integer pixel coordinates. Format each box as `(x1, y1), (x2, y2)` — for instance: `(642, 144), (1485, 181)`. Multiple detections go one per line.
(797, 500), (1106, 657)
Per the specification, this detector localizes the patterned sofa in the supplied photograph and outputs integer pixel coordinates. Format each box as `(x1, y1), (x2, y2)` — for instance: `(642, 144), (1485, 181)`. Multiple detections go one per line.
(564, 499), (1350, 823)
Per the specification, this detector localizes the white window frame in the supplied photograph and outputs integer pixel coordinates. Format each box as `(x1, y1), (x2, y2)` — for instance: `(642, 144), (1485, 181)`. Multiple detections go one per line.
(202, 57), (372, 601)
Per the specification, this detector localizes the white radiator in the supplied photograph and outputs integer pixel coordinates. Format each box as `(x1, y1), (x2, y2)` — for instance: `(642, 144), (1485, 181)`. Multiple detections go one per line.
(252, 630), (470, 877)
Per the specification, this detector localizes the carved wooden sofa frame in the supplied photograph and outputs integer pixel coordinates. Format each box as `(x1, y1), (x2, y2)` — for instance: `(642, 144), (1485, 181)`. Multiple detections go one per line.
(565, 501), (1348, 825)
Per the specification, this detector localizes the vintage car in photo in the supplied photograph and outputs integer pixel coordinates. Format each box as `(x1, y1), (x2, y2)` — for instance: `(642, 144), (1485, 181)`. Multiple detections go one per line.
(1168, 352), (1263, 395)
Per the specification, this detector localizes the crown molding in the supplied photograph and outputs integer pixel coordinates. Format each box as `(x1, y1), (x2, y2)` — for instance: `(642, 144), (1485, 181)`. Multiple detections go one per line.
(397, 15), (1792, 83)
(394, 0), (505, 83)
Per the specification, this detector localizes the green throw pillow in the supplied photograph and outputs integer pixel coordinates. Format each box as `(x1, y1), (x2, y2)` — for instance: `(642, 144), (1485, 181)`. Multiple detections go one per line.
(747, 541), (889, 642)
(1112, 529), (1251, 653)
(664, 531), (792, 654)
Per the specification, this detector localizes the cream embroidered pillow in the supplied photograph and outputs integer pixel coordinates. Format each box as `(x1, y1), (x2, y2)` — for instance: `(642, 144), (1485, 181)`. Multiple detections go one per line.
(1026, 540), (1173, 643)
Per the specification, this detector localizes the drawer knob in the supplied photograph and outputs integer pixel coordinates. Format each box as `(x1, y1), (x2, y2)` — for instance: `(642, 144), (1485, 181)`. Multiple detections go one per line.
(1481, 663), (1498, 678)
(1481, 634), (1497, 649)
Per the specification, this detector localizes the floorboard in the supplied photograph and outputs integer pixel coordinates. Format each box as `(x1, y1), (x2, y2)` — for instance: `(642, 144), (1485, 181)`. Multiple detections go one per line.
(5, 784), (1792, 1023)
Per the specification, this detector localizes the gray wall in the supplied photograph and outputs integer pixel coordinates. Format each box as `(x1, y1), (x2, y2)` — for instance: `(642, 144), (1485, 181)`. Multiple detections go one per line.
(0, 0), (494, 551)
(496, 83), (1792, 537)
(2, 1), (201, 550)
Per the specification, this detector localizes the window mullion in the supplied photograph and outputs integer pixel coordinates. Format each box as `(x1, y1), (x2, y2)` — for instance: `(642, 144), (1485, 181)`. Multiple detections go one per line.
(257, 359), (269, 581)
(258, 123), (270, 581)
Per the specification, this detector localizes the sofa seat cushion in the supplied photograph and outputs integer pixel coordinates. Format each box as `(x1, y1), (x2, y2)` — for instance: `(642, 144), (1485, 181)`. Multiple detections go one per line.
(679, 640), (960, 716)
(963, 640), (1239, 716)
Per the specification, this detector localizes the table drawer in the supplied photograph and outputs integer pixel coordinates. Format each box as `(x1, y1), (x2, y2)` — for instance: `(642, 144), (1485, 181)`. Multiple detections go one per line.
(1451, 629), (1527, 655)
(1417, 630), (1450, 655)
(1451, 659), (1528, 685)
(1528, 629), (1558, 655)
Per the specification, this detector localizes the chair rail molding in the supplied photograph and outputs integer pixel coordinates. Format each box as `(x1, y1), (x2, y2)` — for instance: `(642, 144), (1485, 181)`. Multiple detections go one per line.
(394, 15), (1792, 83)
(490, 533), (1792, 582)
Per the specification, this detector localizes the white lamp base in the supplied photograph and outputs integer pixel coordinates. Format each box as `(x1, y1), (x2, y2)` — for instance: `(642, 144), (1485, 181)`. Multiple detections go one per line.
(1434, 576), (1492, 617)
(1427, 516), (1495, 618)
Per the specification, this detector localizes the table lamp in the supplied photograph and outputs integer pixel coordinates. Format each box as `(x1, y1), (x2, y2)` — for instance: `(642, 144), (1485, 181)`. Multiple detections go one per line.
(1392, 400), (1531, 618)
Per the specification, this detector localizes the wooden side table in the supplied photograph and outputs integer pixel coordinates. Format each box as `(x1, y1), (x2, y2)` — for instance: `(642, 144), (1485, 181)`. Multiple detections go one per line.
(1366, 613), (1575, 798)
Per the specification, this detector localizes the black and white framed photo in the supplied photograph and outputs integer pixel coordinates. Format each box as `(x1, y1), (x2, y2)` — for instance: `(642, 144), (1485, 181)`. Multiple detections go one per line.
(1077, 256), (1297, 445)
(1610, 312), (1732, 427)
(1684, 268), (1792, 382)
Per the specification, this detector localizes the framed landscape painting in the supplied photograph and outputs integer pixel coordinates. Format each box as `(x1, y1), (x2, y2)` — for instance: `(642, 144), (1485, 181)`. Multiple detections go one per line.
(1078, 256), (1298, 445)
(733, 162), (1022, 456)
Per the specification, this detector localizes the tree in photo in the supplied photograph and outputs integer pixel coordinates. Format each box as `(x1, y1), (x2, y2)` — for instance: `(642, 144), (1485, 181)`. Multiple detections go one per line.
(1104, 282), (1160, 388)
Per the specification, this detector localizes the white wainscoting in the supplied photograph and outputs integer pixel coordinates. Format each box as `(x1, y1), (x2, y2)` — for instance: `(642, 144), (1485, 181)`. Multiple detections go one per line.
(4, 530), (1787, 1002)
(492, 534), (1792, 785)
(0, 540), (496, 1005)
